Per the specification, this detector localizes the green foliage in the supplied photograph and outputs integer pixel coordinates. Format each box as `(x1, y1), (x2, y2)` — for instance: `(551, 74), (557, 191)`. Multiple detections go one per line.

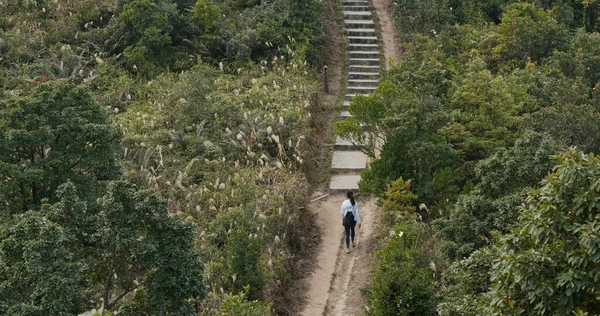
(193, 0), (220, 47)
(334, 83), (394, 156)
(381, 178), (418, 225)
(366, 224), (436, 316)
(480, 150), (600, 314)
(475, 131), (557, 198)
(557, 30), (600, 87)
(376, 1), (600, 313)
(194, 0), (325, 63)
(435, 131), (557, 260)
(0, 181), (205, 314)
(358, 135), (412, 196)
(392, 0), (453, 37)
(79, 308), (111, 316)
(224, 231), (266, 301)
(494, 3), (569, 65)
(528, 103), (600, 154)
(0, 0), (325, 313)
(200, 290), (272, 315)
(108, 0), (180, 76)
(446, 57), (523, 159)
(365, 177), (438, 315)
(0, 204), (88, 315)
(437, 247), (495, 316)
(113, 52), (317, 313)
(0, 79), (121, 214)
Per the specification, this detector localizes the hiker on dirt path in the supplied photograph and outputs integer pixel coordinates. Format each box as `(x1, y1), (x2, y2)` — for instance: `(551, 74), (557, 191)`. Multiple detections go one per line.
(341, 191), (361, 254)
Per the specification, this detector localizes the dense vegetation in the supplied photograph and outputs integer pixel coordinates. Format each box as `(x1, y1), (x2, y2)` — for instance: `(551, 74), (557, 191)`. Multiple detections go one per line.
(337, 0), (600, 314)
(0, 0), (327, 314)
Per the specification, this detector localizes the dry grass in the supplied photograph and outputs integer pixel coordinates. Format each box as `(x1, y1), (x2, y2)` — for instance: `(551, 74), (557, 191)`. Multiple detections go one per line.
(303, 0), (347, 191)
(282, 0), (347, 313)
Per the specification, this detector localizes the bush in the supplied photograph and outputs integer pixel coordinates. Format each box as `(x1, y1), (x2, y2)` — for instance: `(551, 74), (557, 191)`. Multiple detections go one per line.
(200, 290), (272, 315)
(381, 177), (418, 225)
(366, 224), (436, 316)
(224, 230), (266, 301)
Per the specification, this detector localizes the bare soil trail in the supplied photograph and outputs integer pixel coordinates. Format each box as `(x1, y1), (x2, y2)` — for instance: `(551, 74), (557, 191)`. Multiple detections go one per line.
(372, 0), (402, 67)
(300, 196), (379, 316)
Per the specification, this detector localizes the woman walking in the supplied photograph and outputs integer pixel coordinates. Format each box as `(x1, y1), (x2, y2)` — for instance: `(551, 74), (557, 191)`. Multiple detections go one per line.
(341, 191), (361, 254)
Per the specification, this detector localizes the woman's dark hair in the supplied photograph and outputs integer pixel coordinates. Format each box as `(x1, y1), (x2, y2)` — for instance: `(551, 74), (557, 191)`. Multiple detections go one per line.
(347, 191), (355, 206)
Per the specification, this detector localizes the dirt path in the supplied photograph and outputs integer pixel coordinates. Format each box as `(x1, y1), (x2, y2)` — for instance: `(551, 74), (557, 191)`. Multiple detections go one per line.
(300, 196), (380, 316)
(298, 0), (398, 314)
(372, 0), (402, 68)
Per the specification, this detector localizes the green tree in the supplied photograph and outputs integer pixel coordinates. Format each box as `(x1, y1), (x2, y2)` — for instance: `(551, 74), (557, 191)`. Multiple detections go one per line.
(0, 206), (88, 315)
(435, 132), (557, 260)
(445, 58), (522, 160)
(482, 150), (600, 314)
(0, 181), (205, 314)
(333, 84), (390, 157)
(193, 0), (220, 47)
(108, 0), (196, 76)
(527, 103), (600, 154)
(0, 79), (121, 215)
(494, 3), (569, 65)
(366, 223), (436, 316)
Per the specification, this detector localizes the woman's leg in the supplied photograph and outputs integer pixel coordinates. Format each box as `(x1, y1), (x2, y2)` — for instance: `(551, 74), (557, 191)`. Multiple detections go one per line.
(350, 223), (356, 244)
(344, 225), (351, 248)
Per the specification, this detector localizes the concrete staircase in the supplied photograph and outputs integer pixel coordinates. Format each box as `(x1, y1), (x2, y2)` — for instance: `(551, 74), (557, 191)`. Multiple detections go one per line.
(330, 0), (380, 194)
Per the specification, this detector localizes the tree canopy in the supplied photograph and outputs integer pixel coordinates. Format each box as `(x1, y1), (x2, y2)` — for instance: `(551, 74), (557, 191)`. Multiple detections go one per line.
(0, 79), (121, 214)
(0, 181), (205, 315)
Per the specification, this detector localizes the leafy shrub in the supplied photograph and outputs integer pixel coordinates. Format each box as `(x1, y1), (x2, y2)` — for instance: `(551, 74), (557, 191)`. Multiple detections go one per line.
(481, 150), (600, 314)
(437, 247), (495, 316)
(225, 230), (266, 300)
(381, 177), (418, 225)
(200, 290), (272, 315)
(366, 224), (436, 316)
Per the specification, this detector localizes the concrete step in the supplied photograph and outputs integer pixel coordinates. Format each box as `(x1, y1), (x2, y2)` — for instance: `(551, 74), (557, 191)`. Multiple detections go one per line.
(349, 43), (379, 51)
(342, 93), (370, 102)
(349, 51), (380, 59)
(347, 36), (378, 44)
(347, 86), (377, 94)
(330, 174), (361, 193)
(343, 11), (373, 20)
(348, 58), (380, 66)
(347, 29), (376, 37)
(344, 20), (376, 29)
(331, 151), (369, 173)
(342, 5), (371, 11)
(335, 136), (355, 150)
(344, 93), (369, 101)
(342, 101), (351, 111)
(342, 0), (371, 6)
(340, 110), (352, 119)
(348, 65), (380, 73)
(347, 79), (379, 87)
(349, 72), (380, 80)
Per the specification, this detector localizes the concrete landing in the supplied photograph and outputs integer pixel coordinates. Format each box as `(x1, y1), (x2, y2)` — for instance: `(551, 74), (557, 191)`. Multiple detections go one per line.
(331, 151), (369, 171)
(330, 175), (361, 193)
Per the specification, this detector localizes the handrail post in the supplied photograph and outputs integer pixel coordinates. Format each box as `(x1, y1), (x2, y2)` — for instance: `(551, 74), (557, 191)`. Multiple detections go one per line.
(323, 65), (329, 93)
